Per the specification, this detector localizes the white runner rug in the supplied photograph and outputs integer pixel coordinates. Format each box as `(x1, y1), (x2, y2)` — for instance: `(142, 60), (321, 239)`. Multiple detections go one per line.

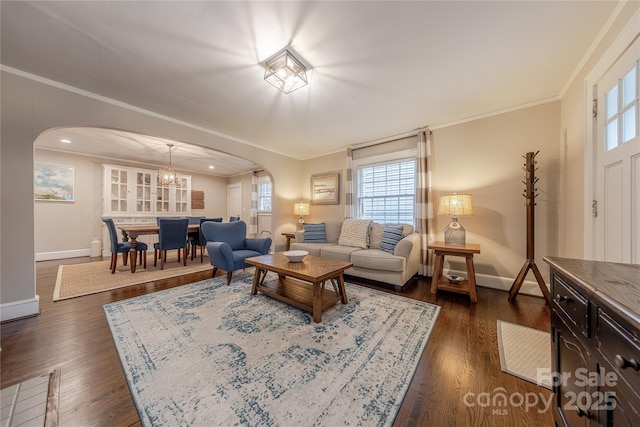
(497, 320), (551, 389)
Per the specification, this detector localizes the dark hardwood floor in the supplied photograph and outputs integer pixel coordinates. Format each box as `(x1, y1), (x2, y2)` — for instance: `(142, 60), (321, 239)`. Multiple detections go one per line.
(1, 257), (553, 426)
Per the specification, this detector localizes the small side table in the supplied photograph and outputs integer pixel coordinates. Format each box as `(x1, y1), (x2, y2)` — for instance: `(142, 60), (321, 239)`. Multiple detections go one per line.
(282, 232), (296, 251)
(428, 241), (481, 303)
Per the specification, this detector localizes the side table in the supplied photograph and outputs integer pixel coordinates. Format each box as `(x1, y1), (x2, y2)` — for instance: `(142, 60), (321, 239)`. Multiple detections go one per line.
(282, 232), (296, 251)
(428, 241), (481, 303)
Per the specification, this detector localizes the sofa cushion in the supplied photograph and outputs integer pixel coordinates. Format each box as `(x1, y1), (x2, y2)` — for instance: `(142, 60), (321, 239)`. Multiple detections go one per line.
(338, 219), (372, 249)
(303, 223), (327, 243)
(290, 242), (337, 257)
(380, 224), (404, 253)
(320, 245), (362, 263)
(351, 249), (406, 272)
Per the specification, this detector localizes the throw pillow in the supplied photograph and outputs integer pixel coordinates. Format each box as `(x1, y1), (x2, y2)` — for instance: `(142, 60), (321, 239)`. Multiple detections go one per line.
(304, 223), (327, 243)
(338, 218), (372, 249)
(380, 224), (404, 254)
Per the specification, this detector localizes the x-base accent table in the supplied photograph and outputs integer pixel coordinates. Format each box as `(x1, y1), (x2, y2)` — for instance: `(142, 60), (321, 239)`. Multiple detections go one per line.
(245, 253), (352, 323)
(429, 241), (481, 303)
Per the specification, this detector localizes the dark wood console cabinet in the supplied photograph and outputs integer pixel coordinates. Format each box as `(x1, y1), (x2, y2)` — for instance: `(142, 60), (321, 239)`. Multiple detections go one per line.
(544, 257), (640, 426)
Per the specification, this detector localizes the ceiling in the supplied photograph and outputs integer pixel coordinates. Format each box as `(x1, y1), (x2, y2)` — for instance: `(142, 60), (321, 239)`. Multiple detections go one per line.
(1, 1), (622, 174)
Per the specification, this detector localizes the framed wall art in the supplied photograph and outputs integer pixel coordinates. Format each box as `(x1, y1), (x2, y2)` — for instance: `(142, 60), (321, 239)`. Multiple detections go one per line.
(34, 163), (75, 201)
(310, 172), (340, 205)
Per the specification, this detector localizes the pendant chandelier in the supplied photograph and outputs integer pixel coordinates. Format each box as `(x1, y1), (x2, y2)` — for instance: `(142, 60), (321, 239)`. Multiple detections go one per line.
(158, 143), (180, 186)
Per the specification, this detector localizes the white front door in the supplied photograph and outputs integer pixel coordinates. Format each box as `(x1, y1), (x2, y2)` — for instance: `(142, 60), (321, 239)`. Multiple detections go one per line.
(227, 183), (242, 220)
(594, 36), (640, 263)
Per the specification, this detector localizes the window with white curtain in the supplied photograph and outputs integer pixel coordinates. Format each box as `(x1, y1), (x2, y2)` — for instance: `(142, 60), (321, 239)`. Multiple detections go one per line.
(258, 178), (272, 212)
(356, 156), (416, 226)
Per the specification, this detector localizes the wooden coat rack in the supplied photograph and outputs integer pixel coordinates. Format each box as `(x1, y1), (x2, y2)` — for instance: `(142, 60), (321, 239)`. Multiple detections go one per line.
(508, 151), (550, 303)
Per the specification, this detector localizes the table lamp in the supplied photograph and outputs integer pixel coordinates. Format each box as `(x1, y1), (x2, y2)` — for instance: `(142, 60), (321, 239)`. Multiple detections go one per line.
(437, 194), (473, 245)
(294, 201), (310, 229)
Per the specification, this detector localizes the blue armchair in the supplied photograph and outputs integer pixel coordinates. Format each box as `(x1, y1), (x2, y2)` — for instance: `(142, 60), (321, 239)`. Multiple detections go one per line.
(153, 218), (189, 270)
(201, 220), (272, 285)
(103, 218), (148, 274)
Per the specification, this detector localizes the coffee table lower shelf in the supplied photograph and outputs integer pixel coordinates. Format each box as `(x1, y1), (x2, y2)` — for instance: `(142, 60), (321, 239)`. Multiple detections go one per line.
(256, 277), (342, 319)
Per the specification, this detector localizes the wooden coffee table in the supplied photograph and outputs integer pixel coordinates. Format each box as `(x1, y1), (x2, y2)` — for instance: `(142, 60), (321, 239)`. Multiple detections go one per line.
(245, 253), (352, 323)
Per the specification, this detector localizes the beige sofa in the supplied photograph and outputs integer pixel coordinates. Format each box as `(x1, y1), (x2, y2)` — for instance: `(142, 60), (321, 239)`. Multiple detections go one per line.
(291, 220), (420, 292)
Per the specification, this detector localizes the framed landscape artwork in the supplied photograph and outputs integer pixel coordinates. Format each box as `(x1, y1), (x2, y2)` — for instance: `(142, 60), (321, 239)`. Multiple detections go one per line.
(310, 172), (339, 205)
(34, 163), (75, 201)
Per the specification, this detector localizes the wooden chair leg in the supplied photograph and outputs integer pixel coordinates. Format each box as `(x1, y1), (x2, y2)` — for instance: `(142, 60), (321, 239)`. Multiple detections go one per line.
(183, 247), (187, 266)
(160, 251), (165, 270)
(153, 249), (158, 266)
(200, 246), (204, 263)
(111, 253), (117, 274)
(122, 252), (128, 266)
(212, 267), (218, 278)
(226, 271), (233, 285)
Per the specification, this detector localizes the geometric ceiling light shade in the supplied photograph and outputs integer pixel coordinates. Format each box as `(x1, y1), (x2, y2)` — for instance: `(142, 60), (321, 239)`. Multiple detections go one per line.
(157, 143), (180, 186)
(263, 47), (309, 94)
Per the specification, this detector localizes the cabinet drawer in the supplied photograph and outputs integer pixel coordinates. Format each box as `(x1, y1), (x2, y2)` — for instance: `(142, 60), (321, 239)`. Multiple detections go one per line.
(553, 275), (589, 338)
(134, 217), (156, 224)
(597, 310), (640, 398)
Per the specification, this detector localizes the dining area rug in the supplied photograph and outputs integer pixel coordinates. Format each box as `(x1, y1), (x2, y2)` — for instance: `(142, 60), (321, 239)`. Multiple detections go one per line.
(103, 273), (441, 426)
(53, 254), (211, 301)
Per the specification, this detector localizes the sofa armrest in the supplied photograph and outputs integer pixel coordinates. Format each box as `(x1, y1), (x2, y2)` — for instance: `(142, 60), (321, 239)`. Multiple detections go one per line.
(294, 230), (305, 242)
(394, 233), (419, 259)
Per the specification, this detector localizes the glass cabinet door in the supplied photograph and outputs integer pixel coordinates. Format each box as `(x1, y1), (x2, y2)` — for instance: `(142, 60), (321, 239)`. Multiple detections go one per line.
(109, 168), (128, 213)
(156, 184), (171, 213)
(135, 171), (153, 213)
(174, 177), (189, 213)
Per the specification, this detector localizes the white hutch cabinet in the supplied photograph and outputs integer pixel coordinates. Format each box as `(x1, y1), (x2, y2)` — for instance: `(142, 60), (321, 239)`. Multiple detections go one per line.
(102, 164), (191, 255)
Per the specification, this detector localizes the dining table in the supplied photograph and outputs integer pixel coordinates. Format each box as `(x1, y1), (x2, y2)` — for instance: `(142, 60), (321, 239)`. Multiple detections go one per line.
(119, 224), (199, 273)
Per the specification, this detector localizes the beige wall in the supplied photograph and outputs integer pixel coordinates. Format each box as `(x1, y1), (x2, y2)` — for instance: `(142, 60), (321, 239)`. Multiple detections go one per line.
(34, 147), (230, 257)
(431, 103), (560, 289)
(305, 102), (561, 294)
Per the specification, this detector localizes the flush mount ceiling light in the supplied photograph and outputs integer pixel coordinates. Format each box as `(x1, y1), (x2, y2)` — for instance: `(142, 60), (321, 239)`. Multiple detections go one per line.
(263, 47), (309, 94)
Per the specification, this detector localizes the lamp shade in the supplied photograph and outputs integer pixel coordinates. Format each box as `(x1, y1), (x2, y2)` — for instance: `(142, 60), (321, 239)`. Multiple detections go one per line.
(437, 194), (473, 216)
(293, 202), (310, 216)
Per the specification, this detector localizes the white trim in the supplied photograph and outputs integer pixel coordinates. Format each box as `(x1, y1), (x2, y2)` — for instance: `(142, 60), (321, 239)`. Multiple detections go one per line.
(1, 296), (40, 322)
(447, 269), (546, 298)
(583, 8), (640, 259)
(35, 249), (90, 261)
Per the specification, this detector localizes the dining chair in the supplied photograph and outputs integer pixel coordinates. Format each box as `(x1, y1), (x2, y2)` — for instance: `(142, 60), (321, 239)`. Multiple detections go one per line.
(186, 216), (204, 257)
(190, 217), (223, 262)
(229, 215), (240, 222)
(201, 220), (272, 285)
(103, 218), (148, 274)
(153, 218), (189, 270)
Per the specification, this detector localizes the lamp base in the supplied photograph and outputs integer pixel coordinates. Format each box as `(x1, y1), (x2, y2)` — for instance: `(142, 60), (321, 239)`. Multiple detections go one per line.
(297, 217), (305, 230)
(444, 216), (466, 245)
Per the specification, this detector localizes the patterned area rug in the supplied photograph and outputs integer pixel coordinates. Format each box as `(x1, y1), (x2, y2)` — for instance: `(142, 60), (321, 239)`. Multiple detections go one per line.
(53, 254), (211, 301)
(497, 320), (551, 389)
(104, 272), (440, 426)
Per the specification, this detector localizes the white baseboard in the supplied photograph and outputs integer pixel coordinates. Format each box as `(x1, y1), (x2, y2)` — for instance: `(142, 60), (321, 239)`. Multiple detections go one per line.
(446, 269), (548, 298)
(36, 249), (90, 261)
(1, 295), (40, 322)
